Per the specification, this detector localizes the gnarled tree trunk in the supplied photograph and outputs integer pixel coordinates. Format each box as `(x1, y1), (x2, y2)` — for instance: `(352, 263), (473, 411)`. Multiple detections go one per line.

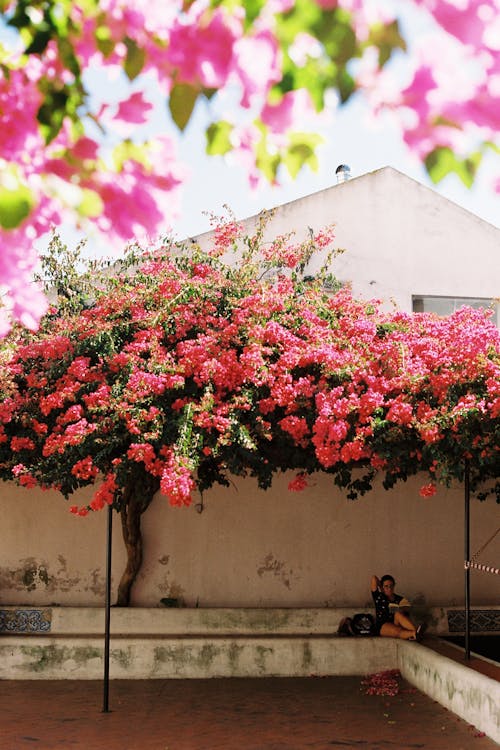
(116, 473), (159, 606)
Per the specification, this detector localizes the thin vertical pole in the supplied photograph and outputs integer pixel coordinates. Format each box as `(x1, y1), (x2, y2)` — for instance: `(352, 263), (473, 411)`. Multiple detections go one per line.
(103, 504), (113, 712)
(464, 461), (470, 661)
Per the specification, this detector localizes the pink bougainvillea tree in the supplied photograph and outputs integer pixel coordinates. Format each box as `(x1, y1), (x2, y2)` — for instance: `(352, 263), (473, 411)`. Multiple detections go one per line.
(0, 218), (498, 604)
(0, 0), (499, 335)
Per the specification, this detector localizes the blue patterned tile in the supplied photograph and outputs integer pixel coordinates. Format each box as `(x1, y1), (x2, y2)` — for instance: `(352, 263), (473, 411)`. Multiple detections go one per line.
(448, 609), (500, 633)
(0, 609), (52, 633)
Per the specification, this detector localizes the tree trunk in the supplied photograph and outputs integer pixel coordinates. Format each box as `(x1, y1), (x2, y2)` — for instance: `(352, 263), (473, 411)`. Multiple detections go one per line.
(115, 474), (159, 606)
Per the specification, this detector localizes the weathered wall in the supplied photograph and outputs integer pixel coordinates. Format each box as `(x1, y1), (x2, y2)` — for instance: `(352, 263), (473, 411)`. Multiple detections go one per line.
(1, 472), (498, 608)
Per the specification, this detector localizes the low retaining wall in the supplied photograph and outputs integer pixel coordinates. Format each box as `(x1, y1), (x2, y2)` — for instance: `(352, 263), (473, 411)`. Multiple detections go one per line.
(0, 607), (397, 679)
(1, 607), (499, 743)
(398, 641), (500, 745)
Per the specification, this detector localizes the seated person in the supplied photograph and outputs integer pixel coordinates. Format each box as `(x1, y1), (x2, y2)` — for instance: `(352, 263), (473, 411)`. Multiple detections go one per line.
(371, 574), (424, 641)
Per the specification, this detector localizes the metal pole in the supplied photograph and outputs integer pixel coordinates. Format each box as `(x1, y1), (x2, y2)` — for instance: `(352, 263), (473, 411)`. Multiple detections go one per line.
(464, 461), (470, 661)
(103, 504), (113, 712)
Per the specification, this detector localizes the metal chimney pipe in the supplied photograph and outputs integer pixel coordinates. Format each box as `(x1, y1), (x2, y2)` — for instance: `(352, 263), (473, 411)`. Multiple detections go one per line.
(335, 164), (351, 183)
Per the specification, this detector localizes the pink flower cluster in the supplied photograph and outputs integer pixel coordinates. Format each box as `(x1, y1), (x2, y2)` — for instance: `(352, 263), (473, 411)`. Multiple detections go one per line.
(0, 221), (498, 514)
(1, 0), (498, 339)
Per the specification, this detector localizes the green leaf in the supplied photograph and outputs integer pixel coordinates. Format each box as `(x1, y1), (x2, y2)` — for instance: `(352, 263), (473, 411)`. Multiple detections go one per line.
(242, 0), (266, 29)
(37, 86), (70, 143)
(425, 147), (483, 188)
(112, 140), (151, 171)
(367, 20), (406, 68)
(337, 68), (355, 104)
(94, 21), (114, 57)
(283, 132), (323, 178)
(206, 121), (233, 156)
(24, 28), (52, 55)
(0, 183), (34, 229)
(255, 126), (280, 183)
(169, 83), (198, 132)
(77, 188), (104, 218)
(124, 37), (145, 80)
(57, 37), (81, 78)
(484, 140), (500, 155)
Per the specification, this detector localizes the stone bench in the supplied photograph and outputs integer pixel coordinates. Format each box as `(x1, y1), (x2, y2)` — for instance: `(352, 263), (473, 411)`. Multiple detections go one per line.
(0, 607), (397, 679)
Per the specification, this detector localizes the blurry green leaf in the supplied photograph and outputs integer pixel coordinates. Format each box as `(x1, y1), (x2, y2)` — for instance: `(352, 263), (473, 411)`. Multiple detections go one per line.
(78, 188), (104, 218)
(0, 183), (34, 229)
(112, 140), (150, 170)
(169, 83), (198, 132)
(277, 0), (322, 45)
(367, 20), (406, 68)
(206, 121), (233, 155)
(24, 27), (51, 54)
(57, 37), (81, 77)
(283, 132), (323, 178)
(37, 86), (70, 142)
(124, 37), (145, 80)
(337, 68), (355, 103)
(484, 141), (500, 155)
(425, 147), (483, 188)
(95, 24), (114, 57)
(255, 126), (280, 182)
(276, 2), (359, 111)
(6, 4), (31, 29)
(284, 144), (313, 179)
(314, 9), (357, 65)
(242, 0), (266, 29)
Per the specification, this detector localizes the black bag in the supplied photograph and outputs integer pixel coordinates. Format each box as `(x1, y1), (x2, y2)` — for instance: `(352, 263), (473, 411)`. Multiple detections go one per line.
(337, 617), (355, 636)
(351, 612), (376, 636)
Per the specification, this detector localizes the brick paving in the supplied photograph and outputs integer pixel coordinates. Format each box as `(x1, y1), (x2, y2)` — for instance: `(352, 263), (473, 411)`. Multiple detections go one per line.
(0, 675), (498, 750)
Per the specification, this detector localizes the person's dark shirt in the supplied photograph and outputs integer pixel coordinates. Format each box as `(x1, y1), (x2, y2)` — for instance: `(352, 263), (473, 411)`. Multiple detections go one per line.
(372, 589), (403, 626)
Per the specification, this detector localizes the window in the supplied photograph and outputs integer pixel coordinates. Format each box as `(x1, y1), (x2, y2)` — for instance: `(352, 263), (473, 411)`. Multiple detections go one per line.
(412, 295), (499, 326)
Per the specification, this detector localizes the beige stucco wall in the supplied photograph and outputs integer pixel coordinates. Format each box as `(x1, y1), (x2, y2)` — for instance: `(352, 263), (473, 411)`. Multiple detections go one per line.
(1, 473), (498, 608)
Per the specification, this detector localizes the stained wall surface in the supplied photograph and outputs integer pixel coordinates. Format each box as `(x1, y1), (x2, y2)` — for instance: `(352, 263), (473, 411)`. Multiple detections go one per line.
(1, 472), (498, 608)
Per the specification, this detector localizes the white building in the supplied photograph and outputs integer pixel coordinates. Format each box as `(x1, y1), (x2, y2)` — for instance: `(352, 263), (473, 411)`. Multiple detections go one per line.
(202, 166), (498, 321)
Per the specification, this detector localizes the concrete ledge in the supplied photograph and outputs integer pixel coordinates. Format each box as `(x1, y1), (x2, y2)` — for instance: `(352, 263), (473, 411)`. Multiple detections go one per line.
(1, 605), (499, 636)
(1, 607), (353, 636)
(0, 634), (397, 680)
(398, 640), (500, 745)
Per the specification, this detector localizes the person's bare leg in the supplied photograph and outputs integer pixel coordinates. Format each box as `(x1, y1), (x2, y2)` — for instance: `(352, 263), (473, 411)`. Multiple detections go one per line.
(394, 611), (417, 636)
(380, 622), (416, 640)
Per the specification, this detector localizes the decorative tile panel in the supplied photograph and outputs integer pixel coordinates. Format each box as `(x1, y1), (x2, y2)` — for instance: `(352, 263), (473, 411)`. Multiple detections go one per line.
(447, 609), (500, 633)
(0, 608), (52, 633)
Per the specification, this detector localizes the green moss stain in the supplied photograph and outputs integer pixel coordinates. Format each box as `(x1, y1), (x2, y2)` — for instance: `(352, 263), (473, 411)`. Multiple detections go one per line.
(111, 647), (133, 670)
(20, 644), (100, 673)
(445, 679), (456, 701)
(302, 641), (312, 671)
(153, 643), (221, 674)
(200, 609), (294, 633)
(255, 645), (273, 674)
(227, 642), (244, 675)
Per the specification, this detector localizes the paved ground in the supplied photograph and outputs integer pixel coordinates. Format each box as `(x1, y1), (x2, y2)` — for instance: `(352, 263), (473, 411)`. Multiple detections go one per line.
(0, 675), (497, 750)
